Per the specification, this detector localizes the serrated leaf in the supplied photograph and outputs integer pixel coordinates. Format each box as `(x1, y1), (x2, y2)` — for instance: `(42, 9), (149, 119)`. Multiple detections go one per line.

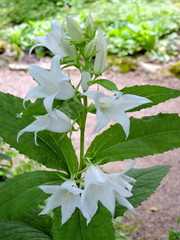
(86, 114), (180, 164)
(0, 92), (78, 174)
(115, 165), (170, 216)
(0, 170), (65, 220)
(0, 221), (51, 240)
(58, 98), (84, 122)
(121, 85), (180, 112)
(52, 204), (115, 240)
(88, 79), (118, 91)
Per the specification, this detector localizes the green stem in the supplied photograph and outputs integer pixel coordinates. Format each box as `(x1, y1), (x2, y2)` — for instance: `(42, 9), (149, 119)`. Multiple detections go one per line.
(79, 95), (88, 171)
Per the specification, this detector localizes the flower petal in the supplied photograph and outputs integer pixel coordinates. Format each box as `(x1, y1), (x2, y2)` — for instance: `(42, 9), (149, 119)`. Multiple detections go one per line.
(47, 110), (72, 133)
(17, 115), (50, 142)
(106, 107), (130, 137)
(117, 93), (151, 112)
(56, 81), (74, 100)
(93, 108), (109, 133)
(39, 185), (62, 194)
(43, 93), (57, 112)
(115, 193), (134, 212)
(39, 192), (61, 215)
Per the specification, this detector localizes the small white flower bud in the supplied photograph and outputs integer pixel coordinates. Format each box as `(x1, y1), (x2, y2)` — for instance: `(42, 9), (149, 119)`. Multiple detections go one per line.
(66, 16), (84, 42)
(60, 38), (77, 60)
(85, 13), (95, 37)
(93, 29), (107, 74)
(81, 71), (91, 91)
(84, 39), (96, 58)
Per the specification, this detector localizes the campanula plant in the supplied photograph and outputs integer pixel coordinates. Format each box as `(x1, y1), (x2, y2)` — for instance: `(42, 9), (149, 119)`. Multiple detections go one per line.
(0, 14), (179, 240)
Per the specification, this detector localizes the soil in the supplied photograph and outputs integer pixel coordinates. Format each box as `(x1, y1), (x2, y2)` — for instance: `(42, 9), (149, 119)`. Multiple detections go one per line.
(0, 53), (179, 240)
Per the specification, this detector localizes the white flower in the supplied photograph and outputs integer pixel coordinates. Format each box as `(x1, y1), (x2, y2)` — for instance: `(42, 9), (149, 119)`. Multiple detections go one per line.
(30, 20), (67, 57)
(24, 55), (74, 112)
(93, 28), (107, 74)
(39, 180), (82, 225)
(17, 109), (72, 145)
(83, 91), (151, 137)
(66, 16), (84, 42)
(81, 71), (91, 91)
(81, 161), (135, 224)
(85, 13), (95, 37)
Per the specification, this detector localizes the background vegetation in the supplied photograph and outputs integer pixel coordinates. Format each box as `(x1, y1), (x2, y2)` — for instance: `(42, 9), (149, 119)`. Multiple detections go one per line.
(0, 0), (180, 59)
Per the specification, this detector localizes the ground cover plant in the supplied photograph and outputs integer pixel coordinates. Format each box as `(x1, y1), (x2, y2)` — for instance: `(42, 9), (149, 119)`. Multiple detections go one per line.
(0, 13), (180, 239)
(0, 0), (180, 58)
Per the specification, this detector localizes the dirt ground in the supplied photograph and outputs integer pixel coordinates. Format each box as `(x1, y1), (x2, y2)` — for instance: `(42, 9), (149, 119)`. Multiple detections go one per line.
(0, 54), (180, 240)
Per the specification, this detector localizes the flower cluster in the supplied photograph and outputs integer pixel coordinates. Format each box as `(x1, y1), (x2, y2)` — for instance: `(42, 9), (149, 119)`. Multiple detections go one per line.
(39, 161), (136, 225)
(16, 14), (151, 226)
(17, 14), (151, 145)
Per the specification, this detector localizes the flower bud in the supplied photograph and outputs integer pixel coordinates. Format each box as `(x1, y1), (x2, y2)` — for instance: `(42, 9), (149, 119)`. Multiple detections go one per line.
(81, 71), (91, 91)
(93, 29), (107, 74)
(66, 16), (84, 43)
(83, 39), (96, 58)
(85, 13), (95, 37)
(60, 38), (77, 60)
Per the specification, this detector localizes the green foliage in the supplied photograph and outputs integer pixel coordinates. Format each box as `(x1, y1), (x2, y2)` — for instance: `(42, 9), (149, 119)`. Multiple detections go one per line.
(115, 165), (170, 216)
(1, 0), (179, 58)
(169, 230), (180, 240)
(0, 221), (51, 240)
(0, 170), (65, 220)
(168, 61), (180, 78)
(52, 204), (115, 240)
(88, 79), (118, 91)
(86, 113), (180, 164)
(113, 216), (135, 240)
(0, 92), (78, 174)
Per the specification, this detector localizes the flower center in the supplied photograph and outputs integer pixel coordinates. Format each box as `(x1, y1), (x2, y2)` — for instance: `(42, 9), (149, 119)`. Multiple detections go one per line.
(99, 101), (112, 112)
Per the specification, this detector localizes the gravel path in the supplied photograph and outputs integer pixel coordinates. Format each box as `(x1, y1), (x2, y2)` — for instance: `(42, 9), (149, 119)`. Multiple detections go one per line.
(0, 55), (179, 240)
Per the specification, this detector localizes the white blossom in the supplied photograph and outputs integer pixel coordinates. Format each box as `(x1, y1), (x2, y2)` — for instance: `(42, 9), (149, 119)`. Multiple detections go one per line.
(30, 20), (67, 57)
(39, 180), (82, 225)
(17, 109), (72, 145)
(83, 91), (151, 137)
(24, 55), (74, 112)
(81, 161), (136, 224)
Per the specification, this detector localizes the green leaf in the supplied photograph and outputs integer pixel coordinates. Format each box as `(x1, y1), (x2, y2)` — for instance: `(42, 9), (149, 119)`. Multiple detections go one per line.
(0, 153), (11, 161)
(52, 204), (115, 240)
(88, 79), (118, 91)
(18, 206), (52, 236)
(58, 98), (85, 122)
(0, 92), (78, 174)
(86, 114), (180, 164)
(0, 221), (51, 240)
(0, 170), (65, 220)
(121, 85), (180, 112)
(115, 165), (170, 216)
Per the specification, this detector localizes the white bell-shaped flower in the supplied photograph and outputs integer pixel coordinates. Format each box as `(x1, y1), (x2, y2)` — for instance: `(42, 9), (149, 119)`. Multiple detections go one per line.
(39, 180), (82, 225)
(17, 109), (72, 145)
(81, 161), (136, 224)
(30, 20), (67, 57)
(83, 91), (151, 137)
(24, 55), (74, 112)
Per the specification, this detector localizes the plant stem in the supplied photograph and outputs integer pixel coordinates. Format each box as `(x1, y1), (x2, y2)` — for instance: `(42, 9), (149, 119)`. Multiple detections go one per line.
(79, 95), (88, 171)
